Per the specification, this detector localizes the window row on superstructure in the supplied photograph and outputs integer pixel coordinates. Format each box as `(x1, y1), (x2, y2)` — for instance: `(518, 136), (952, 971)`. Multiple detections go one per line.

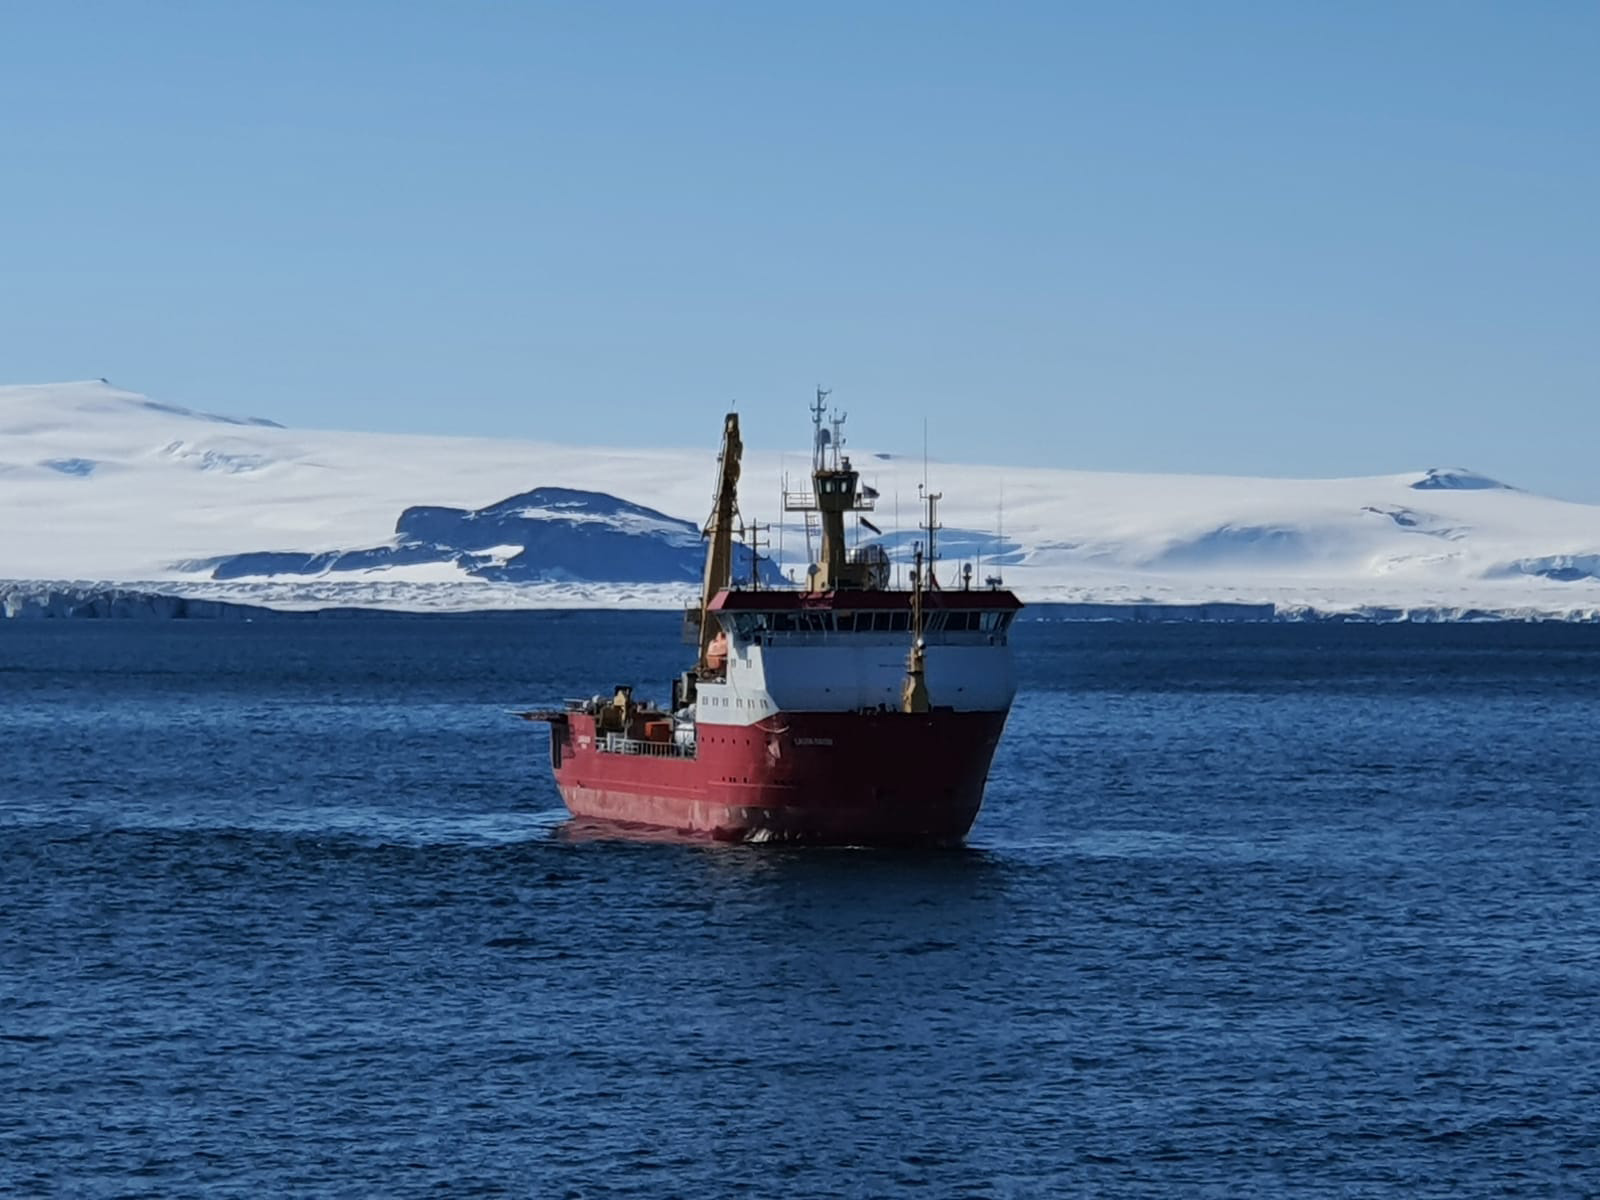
(721, 609), (1014, 639)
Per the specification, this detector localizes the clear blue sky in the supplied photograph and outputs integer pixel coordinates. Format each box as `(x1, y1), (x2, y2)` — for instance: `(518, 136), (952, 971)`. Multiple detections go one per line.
(3, 2), (1596, 497)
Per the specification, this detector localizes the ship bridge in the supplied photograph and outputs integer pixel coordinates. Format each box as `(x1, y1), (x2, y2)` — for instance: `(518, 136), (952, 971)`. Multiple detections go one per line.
(709, 588), (1021, 642)
(696, 587), (1022, 725)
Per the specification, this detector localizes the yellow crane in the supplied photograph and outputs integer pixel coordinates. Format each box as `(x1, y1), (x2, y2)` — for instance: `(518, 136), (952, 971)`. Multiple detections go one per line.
(697, 412), (742, 669)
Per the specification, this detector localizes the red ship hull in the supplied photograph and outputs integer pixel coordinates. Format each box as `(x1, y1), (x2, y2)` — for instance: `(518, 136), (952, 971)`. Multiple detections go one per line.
(547, 709), (1009, 845)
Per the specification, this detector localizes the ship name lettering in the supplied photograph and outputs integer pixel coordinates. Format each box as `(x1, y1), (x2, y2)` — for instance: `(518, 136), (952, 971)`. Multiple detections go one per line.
(794, 737), (834, 746)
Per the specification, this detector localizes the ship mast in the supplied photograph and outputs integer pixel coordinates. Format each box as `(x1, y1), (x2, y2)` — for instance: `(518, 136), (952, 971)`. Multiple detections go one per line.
(783, 387), (882, 591)
(918, 484), (943, 590)
(902, 544), (930, 713)
(901, 483), (941, 712)
(698, 412), (742, 667)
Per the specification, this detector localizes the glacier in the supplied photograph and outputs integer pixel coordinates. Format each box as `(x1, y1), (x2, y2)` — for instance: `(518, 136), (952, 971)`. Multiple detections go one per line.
(3, 379), (1599, 619)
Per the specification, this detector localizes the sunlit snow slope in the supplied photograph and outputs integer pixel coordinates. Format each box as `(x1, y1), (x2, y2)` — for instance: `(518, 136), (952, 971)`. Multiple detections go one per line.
(4, 380), (1599, 616)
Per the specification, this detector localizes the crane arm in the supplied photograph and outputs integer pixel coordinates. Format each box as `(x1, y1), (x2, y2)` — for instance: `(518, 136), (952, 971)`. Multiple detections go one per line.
(697, 412), (741, 667)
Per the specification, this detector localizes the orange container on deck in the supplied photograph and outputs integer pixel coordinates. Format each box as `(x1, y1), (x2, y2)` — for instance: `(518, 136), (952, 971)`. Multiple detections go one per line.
(643, 721), (672, 743)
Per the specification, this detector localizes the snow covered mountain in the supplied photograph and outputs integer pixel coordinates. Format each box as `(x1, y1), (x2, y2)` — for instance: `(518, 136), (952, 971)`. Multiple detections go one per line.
(4, 379), (1599, 617)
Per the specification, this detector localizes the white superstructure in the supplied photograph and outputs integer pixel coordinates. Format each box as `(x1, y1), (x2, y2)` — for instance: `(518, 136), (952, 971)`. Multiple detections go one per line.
(694, 602), (1020, 727)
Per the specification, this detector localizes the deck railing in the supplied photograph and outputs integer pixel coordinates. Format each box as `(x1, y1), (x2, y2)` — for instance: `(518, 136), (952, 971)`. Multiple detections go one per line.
(599, 734), (697, 759)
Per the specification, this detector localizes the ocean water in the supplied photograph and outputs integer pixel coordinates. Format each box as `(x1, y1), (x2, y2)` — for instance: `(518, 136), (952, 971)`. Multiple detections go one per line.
(3, 614), (1599, 1197)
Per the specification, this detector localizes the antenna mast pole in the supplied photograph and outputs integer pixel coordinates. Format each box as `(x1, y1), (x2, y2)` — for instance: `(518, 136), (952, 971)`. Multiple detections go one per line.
(918, 419), (942, 587)
(746, 521), (769, 590)
(893, 490), (900, 590)
(811, 387), (830, 471)
(902, 542), (929, 712)
(919, 485), (943, 590)
(994, 481), (1005, 588)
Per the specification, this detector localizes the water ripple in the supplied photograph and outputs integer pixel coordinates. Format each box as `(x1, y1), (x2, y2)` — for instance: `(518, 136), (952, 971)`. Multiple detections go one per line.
(3, 616), (1600, 1195)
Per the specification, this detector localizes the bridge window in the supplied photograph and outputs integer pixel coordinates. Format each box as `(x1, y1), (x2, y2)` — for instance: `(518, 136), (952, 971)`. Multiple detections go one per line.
(726, 612), (769, 639)
(929, 610), (1014, 632)
(836, 611), (888, 632)
(723, 607), (939, 637)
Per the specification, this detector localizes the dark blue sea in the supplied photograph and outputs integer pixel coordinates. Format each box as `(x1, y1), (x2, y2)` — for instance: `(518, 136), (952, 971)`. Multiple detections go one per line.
(4, 615), (1600, 1197)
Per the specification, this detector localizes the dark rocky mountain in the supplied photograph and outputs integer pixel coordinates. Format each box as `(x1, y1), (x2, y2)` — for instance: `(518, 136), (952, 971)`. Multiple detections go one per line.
(186, 486), (784, 585)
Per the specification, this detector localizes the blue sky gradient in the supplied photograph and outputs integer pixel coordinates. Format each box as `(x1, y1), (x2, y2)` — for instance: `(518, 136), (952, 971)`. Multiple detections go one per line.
(3, 2), (1596, 497)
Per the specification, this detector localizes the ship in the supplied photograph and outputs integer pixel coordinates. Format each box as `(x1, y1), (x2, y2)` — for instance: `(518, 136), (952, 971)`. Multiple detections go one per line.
(518, 392), (1022, 845)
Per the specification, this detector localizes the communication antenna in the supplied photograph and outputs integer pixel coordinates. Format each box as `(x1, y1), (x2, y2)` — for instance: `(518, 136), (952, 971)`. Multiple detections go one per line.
(996, 483), (1003, 584)
(743, 520), (770, 590)
(987, 481), (1006, 590)
(918, 419), (939, 586)
(976, 497), (983, 584)
(893, 489), (901, 590)
(918, 484), (943, 588)
(922, 418), (929, 502)
(811, 387), (831, 471)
